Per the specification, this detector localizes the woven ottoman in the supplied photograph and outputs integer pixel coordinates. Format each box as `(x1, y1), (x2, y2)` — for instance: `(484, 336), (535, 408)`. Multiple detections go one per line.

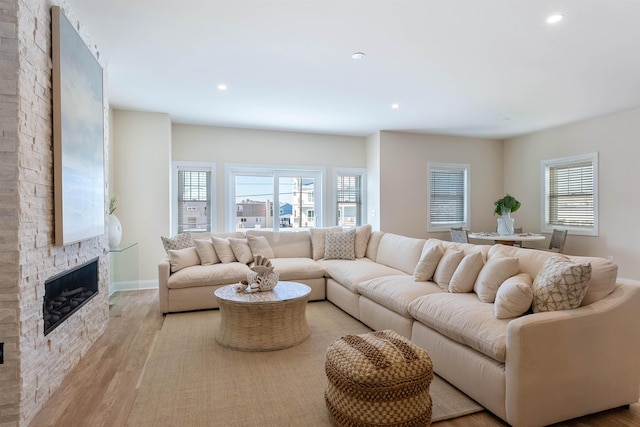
(325, 330), (433, 427)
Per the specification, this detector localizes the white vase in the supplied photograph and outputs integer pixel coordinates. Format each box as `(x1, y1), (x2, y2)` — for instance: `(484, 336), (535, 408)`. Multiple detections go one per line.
(497, 209), (515, 236)
(108, 213), (122, 249)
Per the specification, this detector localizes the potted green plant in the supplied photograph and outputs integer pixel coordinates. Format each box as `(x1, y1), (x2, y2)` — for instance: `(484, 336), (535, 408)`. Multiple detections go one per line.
(494, 194), (521, 235)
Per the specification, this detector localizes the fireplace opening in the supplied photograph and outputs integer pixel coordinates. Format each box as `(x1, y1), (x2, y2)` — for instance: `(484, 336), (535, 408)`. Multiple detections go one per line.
(44, 257), (99, 335)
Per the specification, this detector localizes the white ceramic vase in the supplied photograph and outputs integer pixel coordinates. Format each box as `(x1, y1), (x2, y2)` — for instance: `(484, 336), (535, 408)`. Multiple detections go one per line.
(108, 213), (122, 249)
(497, 208), (515, 236)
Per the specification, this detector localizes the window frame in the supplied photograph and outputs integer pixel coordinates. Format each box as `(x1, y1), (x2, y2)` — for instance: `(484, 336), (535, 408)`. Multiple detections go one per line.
(541, 152), (598, 236)
(171, 161), (216, 235)
(427, 162), (470, 232)
(225, 163), (325, 232)
(333, 168), (366, 227)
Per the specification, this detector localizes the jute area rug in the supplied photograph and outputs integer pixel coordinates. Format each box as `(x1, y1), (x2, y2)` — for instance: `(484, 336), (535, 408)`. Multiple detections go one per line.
(127, 301), (483, 426)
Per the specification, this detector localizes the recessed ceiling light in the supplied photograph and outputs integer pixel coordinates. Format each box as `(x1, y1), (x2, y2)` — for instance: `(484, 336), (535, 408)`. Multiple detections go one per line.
(391, 103), (400, 109)
(217, 84), (227, 91)
(351, 52), (365, 60)
(546, 14), (564, 24)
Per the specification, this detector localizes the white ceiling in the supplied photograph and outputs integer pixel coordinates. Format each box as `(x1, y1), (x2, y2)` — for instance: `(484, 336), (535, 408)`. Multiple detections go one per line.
(65, 0), (640, 139)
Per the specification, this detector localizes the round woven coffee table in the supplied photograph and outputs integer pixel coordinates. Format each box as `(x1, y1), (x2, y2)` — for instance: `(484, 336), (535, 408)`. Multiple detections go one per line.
(214, 281), (312, 351)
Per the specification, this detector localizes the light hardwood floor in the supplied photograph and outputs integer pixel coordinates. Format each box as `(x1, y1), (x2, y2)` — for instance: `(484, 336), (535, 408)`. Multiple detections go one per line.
(29, 289), (640, 427)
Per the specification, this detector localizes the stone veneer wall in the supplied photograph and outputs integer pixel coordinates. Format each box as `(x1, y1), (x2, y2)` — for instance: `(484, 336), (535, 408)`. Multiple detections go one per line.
(0, 1), (110, 425)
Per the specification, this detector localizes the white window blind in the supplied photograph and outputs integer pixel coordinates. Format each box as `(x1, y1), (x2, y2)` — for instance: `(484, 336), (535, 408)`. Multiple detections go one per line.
(542, 153), (598, 236)
(336, 173), (362, 227)
(428, 163), (469, 231)
(178, 169), (211, 233)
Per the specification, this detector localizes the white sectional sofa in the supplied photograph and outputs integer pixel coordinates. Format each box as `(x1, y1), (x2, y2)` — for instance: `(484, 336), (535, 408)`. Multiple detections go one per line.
(158, 227), (640, 427)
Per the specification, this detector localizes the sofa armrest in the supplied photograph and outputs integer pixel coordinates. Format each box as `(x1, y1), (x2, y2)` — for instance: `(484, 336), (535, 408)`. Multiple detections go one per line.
(505, 281), (640, 427)
(158, 258), (171, 314)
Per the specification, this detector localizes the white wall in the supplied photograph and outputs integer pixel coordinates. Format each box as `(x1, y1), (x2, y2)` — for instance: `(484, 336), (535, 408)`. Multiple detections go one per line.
(505, 107), (640, 279)
(112, 110), (172, 283)
(172, 124), (367, 231)
(366, 132), (381, 231)
(377, 131), (504, 239)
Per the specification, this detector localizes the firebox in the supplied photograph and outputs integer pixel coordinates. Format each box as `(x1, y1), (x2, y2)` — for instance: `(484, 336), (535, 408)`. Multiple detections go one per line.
(43, 258), (99, 335)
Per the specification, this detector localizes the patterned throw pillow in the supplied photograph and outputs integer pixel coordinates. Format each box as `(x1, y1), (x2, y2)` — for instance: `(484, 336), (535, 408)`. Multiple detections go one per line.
(324, 228), (356, 260)
(532, 257), (592, 313)
(161, 231), (193, 253)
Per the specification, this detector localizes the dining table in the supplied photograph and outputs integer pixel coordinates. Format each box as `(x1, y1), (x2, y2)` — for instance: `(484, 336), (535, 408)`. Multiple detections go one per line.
(468, 232), (546, 246)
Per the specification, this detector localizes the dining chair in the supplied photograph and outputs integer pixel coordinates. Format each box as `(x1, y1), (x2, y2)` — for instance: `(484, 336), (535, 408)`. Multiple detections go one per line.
(548, 229), (568, 253)
(450, 228), (469, 244)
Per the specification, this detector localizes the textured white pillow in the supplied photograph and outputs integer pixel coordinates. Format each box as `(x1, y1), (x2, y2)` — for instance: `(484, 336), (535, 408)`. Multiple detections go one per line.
(474, 256), (519, 303)
(354, 224), (372, 258)
(532, 257), (592, 313)
(194, 239), (220, 265)
(324, 228), (356, 260)
(413, 242), (444, 282)
(449, 252), (485, 293)
(168, 247), (201, 272)
(494, 273), (533, 319)
(161, 231), (193, 253)
(433, 249), (465, 291)
(310, 226), (343, 260)
(246, 234), (275, 259)
(211, 237), (237, 263)
(229, 238), (253, 264)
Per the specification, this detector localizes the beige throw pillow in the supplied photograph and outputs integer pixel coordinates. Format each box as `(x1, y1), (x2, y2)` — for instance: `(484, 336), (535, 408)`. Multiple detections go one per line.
(449, 252), (484, 293)
(194, 239), (220, 265)
(246, 234), (275, 259)
(354, 225), (372, 258)
(161, 231), (193, 253)
(433, 249), (465, 291)
(474, 256), (519, 303)
(310, 226), (343, 260)
(324, 228), (356, 260)
(229, 238), (254, 264)
(494, 273), (533, 319)
(532, 257), (592, 313)
(211, 237), (237, 263)
(168, 247), (201, 272)
(413, 242), (444, 282)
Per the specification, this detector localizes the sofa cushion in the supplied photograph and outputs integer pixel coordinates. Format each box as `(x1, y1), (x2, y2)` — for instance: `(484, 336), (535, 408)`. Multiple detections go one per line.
(449, 252), (485, 293)
(494, 273), (533, 319)
(270, 258), (326, 281)
(320, 258), (405, 293)
(324, 228), (356, 260)
(211, 237), (237, 263)
(310, 227), (343, 260)
(354, 224), (372, 258)
(569, 255), (618, 306)
(229, 237), (253, 264)
(365, 231), (385, 260)
(246, 234), (275, 259)
(474, 256), (519, 303)
(194, 239), (220, 265)
(167, 263), (251, 289)
(357, 275), (443, 317)
(408, 293), (510, 362)
(488, 244), (563, 279)
(413, 241), (444, 282)
(532, 257), (592, 313)
(168, 247), (201, 272)
(376, 233), (426, 275)
(246, 229), (312, 258)
(433, 249), (465, 291)
(161, 231), (193, 253)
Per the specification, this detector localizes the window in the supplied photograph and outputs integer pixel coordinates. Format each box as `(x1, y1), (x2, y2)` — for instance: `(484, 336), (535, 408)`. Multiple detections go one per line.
(172, 162), (215, 234)
(335, 170), (365, 227)
(226, 164), (324, 231)
(427, 163), (469, 231)
(542, 153), (598, 236)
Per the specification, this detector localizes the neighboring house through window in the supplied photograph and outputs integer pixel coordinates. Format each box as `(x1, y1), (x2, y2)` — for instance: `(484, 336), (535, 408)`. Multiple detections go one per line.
(335, 169), (365, 227)
(542, 152), (598, 236)
(427, 162), (469, 232)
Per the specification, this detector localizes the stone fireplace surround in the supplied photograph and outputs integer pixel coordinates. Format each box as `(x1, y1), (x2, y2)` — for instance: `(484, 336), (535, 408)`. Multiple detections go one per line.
(0, 1), (110, 425)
